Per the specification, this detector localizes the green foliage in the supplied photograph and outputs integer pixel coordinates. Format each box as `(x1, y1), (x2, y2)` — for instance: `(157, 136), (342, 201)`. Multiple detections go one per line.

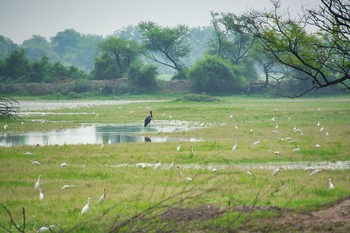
(127, 60), (158, 92)
(95, 36), (141, 79)
(139, 21), (190, 71)
(0, 48), (30, 82)
(176, 94), (219, 102)
(189, 55), (243, 94)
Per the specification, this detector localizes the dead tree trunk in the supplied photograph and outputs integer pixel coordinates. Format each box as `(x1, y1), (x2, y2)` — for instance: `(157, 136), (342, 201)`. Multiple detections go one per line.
(0, 96), (20, 119)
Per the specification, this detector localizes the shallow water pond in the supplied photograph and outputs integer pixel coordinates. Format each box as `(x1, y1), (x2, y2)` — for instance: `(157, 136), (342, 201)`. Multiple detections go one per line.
(0, 120), (202, 147)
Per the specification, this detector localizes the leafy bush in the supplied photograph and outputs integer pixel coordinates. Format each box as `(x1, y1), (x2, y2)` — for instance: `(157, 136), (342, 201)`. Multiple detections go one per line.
(127, 60), (158, 92)
(188, 55), (243, 94)
(177, 94), (219, 102)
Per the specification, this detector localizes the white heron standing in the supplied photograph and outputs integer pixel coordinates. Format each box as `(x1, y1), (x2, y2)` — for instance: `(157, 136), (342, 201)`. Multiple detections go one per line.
(34, 175), (41, 190)
(39, 188), (44, 201)
(81, 197), (91, 214)
(328, 178), (334, 189)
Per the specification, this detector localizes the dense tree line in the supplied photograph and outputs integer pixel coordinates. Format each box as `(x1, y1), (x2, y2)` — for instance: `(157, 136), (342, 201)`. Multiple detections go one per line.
(0, 0), (348, 97)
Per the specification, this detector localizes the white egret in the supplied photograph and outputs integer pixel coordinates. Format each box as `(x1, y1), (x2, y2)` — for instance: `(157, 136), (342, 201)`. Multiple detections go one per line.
(233, 124), (239, 129)
(328, 178), (334, 189)
(31, 160), (41, 165)
(81, 197), (91, 214)
(60, 162), (70, 168)
(98, 188), (107, 203)
(232, 143), (237, 151)
(325, 131), (329, 136)
(61, 185), (75, 190)
(317, 121), (320, 127)
(39, 188), (44, 201)
(292, 148), (300, 152)
(154, 161), (161, 169)
(4, 124), (8, 130)
(24, 152), (33, 156)
(176, 144), (181, 151)
(37, 225), (55, 232)
(274, 151), (281, 156)
(185, 177), (193, 181)
(252, 140), (260, 146)
(272, 167), (283, 176)
(136, 163), (146, 169)
(169, 159), (177, 170)
(320, 127), (324, 133)
(310, 169), (323, 176)
(246, 170), (252, 176)
(211, 168), (218, 173)
(270, 117), (276, 122)
(35, 175), (41, 190)
(315, 144), (321, 148)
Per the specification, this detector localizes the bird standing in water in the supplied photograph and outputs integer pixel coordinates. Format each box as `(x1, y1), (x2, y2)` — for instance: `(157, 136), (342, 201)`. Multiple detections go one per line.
(144, 111), (153, 127)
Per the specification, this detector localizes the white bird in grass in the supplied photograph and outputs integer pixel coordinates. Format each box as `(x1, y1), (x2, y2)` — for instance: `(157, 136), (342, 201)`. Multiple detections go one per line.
(39, 188), (44, 201)
(98, 188), (107, 203)
(35, 175), (41, 190)
(24, 152), (33, 156)
(232, 143), (237, 151)
(60, 162), (70, 168)
(328, 178), (334, 189)
(176, 144), (181, 151)
(31, 160), (41, 165)
(211, 168), (218, 173)
(37, 225), (55, 232)
(154, 161), (161, 169)
(272, 167), (283, 176)
(246, 170), (252, 176)
(61, 184), (75, 190)
(252, 140), (260, 146)
(310, 169), (323, 176)
(81, 197), (91, 214)
(136, 163), (146, 169)
(169, 159), (177, 170)
(4, 124), (8, 130)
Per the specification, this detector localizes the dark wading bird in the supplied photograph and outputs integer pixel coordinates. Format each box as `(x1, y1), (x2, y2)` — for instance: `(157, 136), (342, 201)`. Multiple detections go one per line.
(144, 111), (153, 127)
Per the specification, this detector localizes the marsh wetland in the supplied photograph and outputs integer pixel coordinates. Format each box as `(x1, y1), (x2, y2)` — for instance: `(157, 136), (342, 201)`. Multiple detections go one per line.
(0, 97), (349, 232)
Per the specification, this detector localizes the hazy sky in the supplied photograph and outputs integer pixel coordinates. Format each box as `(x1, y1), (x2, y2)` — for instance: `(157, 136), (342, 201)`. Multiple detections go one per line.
(1, 0), (320, 44)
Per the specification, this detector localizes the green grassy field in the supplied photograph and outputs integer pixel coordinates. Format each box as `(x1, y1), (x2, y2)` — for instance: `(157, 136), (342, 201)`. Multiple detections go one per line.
(0, 96), (349, 232)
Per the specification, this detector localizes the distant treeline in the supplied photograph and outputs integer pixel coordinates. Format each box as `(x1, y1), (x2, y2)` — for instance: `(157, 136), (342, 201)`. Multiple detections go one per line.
(1, 1), (349, 97)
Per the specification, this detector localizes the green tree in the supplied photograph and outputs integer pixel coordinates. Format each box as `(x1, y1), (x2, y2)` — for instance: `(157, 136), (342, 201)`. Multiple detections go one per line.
(127, 60), (158, 92)
(0, 35), (17, 60)
(22, 35), (58, 62)
(241, 0), (350, 96)
(51, 29), (81, 55)
(138, 21), (190, 76)
(94, 37), (140, 79)
(0, 48), (30, 82)
(189, 55), (244, 94)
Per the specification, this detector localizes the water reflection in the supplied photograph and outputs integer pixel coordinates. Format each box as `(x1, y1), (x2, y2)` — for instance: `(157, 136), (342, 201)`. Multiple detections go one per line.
(0, 121), (202, 147)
